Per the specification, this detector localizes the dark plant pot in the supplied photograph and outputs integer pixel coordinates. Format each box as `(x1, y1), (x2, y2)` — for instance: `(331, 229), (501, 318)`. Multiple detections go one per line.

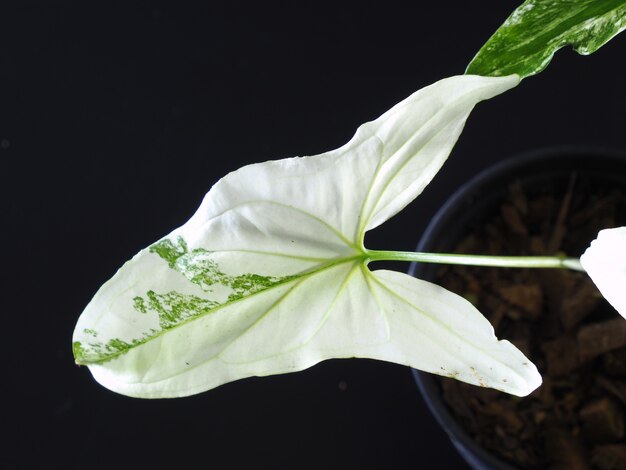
(409, 147), (626, 470)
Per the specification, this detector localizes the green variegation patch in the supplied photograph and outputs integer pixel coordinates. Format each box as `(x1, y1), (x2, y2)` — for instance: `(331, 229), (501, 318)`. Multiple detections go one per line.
(148, 237), (295, 300)
(74, 333), (155, 364)
(75, 235), (300, 364)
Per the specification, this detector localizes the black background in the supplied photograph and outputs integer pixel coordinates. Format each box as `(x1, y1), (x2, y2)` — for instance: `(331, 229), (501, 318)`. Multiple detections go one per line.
(3, 1), (625, 469)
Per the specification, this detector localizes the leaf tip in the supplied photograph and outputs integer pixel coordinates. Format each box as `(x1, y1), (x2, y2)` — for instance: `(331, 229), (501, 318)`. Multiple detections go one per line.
(509, 360), (542, 397)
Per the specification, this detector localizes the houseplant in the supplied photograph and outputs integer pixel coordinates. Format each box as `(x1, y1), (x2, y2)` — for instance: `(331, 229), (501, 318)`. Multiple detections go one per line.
(412, 148), (626, 468)
(72, 0), (626, 406)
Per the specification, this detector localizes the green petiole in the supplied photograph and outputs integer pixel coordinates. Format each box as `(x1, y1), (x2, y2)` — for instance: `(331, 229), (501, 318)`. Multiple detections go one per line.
(365, 249), (584, 272)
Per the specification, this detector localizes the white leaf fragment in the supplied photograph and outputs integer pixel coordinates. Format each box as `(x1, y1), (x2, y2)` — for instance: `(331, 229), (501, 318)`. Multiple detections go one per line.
(581, 227), (626, 319)
(74, 74), (541, 398)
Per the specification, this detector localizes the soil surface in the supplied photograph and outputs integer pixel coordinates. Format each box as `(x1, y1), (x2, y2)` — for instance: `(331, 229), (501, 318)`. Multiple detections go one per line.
(433, 171), (626, 469)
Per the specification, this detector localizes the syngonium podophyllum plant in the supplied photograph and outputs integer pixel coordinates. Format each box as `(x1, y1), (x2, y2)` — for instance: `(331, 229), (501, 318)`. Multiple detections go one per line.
(73, 1), (626, 398)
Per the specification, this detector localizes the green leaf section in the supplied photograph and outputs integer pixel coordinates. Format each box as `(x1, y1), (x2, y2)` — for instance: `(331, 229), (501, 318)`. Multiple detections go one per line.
(467, 0), (626, 79)
(133, 291), (220, 328)
(74, 329), (149, 365)
(73, 236), (303, 364)
(147, 237), (295, 300)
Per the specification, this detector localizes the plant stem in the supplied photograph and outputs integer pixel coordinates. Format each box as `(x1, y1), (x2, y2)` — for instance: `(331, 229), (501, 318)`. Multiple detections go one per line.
(366, 250), (584, 272)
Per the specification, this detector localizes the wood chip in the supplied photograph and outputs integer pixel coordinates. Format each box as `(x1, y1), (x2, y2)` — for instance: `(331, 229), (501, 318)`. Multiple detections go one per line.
(544, 427), (590, 470)
(559, 278), (601, 330)
(603, 347), (626, 376)
(527, 195), (556, 225)
(501, 203), (528, 236)
(529, 235), (547, 255)
(578, 318), (626, 363)
(591, 444), (626, 470)
(579, 397), (625, 443)
(596, 376), (626, 407)
(542, 334), (580, 377)
(547, 172), (576, 253)
(479, 401), (524, 434)
(508, 181), (528, 215)
(497, 283), (543, 320)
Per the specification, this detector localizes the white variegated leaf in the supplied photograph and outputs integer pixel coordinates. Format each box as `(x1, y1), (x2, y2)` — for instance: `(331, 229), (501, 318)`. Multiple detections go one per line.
(74, 74), (541, 398)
